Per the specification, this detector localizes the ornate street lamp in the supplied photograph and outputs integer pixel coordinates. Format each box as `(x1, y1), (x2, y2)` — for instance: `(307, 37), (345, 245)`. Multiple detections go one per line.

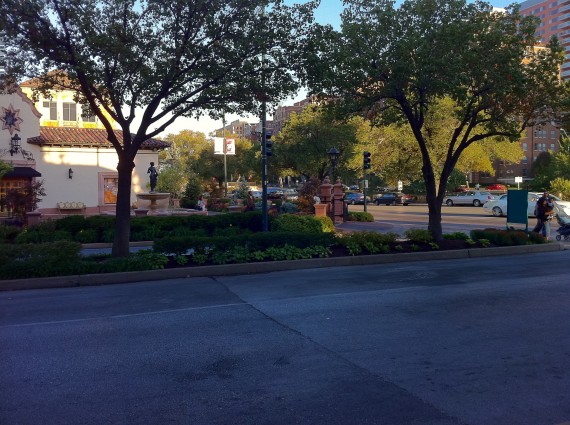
(327, 146), (341, 223)
(327, 146), (340, 180)
(10, 133), (21, 156)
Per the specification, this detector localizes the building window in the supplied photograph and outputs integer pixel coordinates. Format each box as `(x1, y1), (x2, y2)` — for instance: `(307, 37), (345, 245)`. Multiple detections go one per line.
(522, 168), (527, 177)
(522, 142), (528, 151)
(63, 102), (77, 121)
(551, 143), (556, 151)
(522, 155), (528, 164)
(0, 179), (26, 215)
(551, 130), (556, 139)
(42, 101), (57, 120)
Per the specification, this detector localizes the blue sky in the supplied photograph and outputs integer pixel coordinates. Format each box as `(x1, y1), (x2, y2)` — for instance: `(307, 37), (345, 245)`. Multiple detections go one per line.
(301, 0), (517, 29)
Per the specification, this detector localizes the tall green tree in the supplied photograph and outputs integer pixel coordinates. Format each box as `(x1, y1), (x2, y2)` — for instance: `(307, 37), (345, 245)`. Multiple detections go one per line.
(305, 0), (567, 240)
(157, 130), (210, 198)
(0, 0), (318, 256)
(352, 98), (524, 189)
(160, 130), (259, 194)
(274, 105), (359, 180)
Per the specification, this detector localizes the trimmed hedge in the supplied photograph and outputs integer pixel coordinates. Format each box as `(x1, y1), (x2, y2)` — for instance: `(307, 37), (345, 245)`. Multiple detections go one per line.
(470, 228), (547, 245)
(347, 212), (374, 222)
(153, 231), (337, 256)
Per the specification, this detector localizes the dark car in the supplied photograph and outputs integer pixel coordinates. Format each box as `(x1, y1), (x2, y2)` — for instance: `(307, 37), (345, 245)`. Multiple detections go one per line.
(344, 192), (369, 205)
(374, 192), (415, 206)
(267, 187), (284, 200)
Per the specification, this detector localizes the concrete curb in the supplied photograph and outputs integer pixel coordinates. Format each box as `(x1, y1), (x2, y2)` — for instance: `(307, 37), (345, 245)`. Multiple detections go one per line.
(0, 242), (565, 292)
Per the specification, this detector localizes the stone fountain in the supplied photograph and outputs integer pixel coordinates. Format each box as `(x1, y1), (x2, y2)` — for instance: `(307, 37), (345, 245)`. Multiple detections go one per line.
(135, 192), (171, 215)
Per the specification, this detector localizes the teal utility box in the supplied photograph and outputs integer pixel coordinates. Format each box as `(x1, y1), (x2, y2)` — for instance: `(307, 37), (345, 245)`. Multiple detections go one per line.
(506, 189), (528, 230)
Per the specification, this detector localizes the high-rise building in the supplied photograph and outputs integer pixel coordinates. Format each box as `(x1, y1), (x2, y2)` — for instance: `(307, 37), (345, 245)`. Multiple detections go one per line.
(519, 0), (570, 79)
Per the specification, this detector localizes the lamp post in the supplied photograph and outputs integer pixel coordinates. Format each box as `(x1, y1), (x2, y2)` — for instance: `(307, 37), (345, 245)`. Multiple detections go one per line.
(327, 147), (340, 222)
(327, 147), (340, 179)
(10, 133), (21, 156)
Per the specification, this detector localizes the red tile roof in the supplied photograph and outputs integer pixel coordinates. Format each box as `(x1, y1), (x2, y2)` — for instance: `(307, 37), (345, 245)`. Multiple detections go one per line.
(27, 127), (170, 150)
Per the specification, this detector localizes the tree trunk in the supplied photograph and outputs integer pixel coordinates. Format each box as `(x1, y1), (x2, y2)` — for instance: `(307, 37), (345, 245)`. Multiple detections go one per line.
(112, 159), (135, 257)
(422, 164), (444, 242)
(426, 195), (443, 241)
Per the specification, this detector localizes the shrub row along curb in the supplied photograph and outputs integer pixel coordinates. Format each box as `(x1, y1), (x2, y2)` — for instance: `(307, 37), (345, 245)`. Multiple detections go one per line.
(0, 242), (564, 292)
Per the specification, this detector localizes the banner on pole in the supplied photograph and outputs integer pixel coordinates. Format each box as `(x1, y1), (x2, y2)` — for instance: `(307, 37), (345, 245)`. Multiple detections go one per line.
(214, 137), (236, 155)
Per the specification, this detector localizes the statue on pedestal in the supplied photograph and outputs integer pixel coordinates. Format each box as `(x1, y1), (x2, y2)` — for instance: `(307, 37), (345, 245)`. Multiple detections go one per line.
(147, 162), (158, 192)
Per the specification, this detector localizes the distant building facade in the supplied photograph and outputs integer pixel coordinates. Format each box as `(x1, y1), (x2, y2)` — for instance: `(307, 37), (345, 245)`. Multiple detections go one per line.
(520, 0), (570, 79)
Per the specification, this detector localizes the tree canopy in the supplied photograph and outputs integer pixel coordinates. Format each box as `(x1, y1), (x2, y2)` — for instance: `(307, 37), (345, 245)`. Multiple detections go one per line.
(305, 0), (568, 240)
(0, 0), (318, 255)
(274, 105), (359, 180)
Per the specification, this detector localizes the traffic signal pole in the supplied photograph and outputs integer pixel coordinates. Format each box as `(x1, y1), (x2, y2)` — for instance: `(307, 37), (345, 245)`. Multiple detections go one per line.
(363, 151), (371, 213)
(261, 100), (268, 232)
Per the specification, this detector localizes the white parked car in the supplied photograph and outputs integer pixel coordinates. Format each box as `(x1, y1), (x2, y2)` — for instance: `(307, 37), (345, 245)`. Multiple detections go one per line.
(530, 193), (570, 217)
(483, 192), (570, 217)
(443, 191), (495, 207)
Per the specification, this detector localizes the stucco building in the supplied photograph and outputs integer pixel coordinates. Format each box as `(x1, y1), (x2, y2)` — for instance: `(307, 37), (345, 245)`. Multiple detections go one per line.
(0, 85), (168, 220)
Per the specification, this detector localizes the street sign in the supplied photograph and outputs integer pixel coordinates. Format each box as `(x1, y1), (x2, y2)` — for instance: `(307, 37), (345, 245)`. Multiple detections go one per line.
(363, 179), (368, 188)
(397, 180), (403, 191)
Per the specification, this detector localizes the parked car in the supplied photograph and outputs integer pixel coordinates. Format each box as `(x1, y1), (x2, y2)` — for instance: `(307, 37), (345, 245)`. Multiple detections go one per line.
(482, 192), (570, 217)
(374, 192), (415, 206)
(451, 186), (469, 193)
(443, 191), (495, 207)
(267, 187), (284, 200)
(344, 192), (369, 205)
(482, 194), (522, 217)
(349, 185), (360, 191)
(486, 183), (507, 191)
(530, 193), (570, 217)
(282, 188), (298, 201)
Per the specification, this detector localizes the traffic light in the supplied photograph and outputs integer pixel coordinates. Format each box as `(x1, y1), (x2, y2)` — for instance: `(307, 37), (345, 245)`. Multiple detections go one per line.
(363, 151), (371, 169)
(265, 132), (273, 157)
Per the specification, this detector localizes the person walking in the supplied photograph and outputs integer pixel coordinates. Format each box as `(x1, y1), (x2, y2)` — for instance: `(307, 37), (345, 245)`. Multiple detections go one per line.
(196, 195), (207, 211)
(243, 191), (255, 212)
(533, 191), (554, 239)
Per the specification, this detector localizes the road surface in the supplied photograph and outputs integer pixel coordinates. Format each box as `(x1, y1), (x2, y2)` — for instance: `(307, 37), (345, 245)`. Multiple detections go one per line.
(1, 250), (570, 425)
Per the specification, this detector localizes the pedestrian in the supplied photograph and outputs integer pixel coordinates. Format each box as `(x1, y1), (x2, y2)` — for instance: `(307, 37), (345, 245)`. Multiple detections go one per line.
(243, 190), (255, 212)
(533, 191), (554, 239)
(197, 195), (207, 211)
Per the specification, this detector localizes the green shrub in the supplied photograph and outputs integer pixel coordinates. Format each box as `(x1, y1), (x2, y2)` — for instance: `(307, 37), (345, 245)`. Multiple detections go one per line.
(470, 228), (545, 246)
(15, 223), (73, 243)
(153, 231), (336, 257)
(74, 228), (98, 244)
(443, 232), (469, 241)
(404, 228), (433, 243)
(0, 224), (22, 243)
(314, 216), (335, 232)
(0, 240), (83, 279)
(336, 231), (398, 255)
(271, 214), (332, 233)
(347, 212), (374, 222)
(280, 202), (299, 214)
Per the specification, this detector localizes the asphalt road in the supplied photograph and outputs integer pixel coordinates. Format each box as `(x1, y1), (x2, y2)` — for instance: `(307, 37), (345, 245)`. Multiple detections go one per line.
(2, 250), (570, 425)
